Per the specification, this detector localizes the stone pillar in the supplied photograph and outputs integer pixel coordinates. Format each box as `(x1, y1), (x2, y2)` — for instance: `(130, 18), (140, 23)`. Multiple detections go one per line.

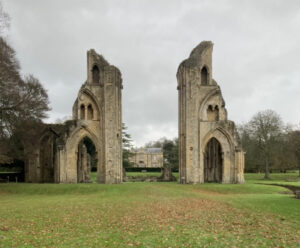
(101, 67), (123, 184)
(84, 106), (88, 120)
(235, 149), (245, 183)
(84, 49), (123, 184)
(77, 143), (91, 183)
(77, 143), (83, 183)
(85, 153), (92, 183)
(158, 163), (176, 182)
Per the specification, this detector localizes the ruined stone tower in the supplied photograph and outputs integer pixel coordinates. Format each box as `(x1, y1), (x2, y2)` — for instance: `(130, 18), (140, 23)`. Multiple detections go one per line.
(71, 49), (123, 183)
(177, 41), (244, 184)
(25, 50), (123, 183)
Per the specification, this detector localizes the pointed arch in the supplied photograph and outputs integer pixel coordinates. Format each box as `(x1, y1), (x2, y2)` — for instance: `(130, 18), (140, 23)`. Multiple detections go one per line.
(198, 88), (220, 120)
(77, 136), (96, 183)
(80, 104), (85, 119)
(201, 66), (209, 85)
(201, 127), (235, 183)
(87, 104), (93, 120)
(201, 127), (234, 154)
(92, 64), (100, 84)
(207, 105), (219, 121)
(67, 126), (99, 154)
(38, 128), (59, 183)
(65, 126), (102, 183)
(204, 137), (222, 182)
(79, 88), (101, 121)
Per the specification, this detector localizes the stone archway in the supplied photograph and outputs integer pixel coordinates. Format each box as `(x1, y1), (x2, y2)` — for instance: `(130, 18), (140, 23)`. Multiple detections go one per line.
(65, 127), (102, 183)
(204, 137), (222, 182)
(177, 41), (245, 184)
(77, 136), (97, 183)
(201, 128), (234, 184)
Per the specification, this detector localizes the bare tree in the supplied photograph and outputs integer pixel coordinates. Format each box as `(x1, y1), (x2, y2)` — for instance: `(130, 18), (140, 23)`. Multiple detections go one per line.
(0, 3), (50, 158)
(246, 110), (284, 179)
(0, 56), (50, 138)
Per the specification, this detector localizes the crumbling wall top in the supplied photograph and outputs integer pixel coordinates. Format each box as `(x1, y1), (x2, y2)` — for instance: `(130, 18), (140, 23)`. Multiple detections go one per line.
(88, 49), (109, 67)
(179, 41), (213, 69)
(189, 41), (213, 58)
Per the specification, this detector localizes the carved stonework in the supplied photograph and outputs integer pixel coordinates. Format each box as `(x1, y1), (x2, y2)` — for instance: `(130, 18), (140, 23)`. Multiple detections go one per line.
(177, 41), (245, 184)
(25, 49), (123, 184)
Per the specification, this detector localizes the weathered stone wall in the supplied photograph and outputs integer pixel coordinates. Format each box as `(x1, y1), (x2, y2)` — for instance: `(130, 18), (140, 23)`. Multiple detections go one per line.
(64, 49), (123, 184)
(177, 41), (244, 184)
(25, 50), (123, 184)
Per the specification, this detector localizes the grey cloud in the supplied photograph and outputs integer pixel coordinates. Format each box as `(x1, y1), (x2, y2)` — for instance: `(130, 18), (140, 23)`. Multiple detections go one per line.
(2, 0), (300, 146)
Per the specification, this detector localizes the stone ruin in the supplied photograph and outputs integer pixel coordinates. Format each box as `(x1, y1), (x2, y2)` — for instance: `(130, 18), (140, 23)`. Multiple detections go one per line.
(24, 50), (123, 183)
(24, 41), (245, 184)
(177, 41), (245, 184)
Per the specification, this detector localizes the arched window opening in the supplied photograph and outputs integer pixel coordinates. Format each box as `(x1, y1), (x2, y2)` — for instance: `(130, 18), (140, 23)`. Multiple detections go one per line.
(207, 105), (214, 121)
(77, 137), (97, 183)
(201, 67), (208, 85)
(80, 104), (85, 120)
(207, 105), (219, 121)
(215, 105), (219, 121)
(92, 65), (100, 84)
(87, 104), (93, 120)
(204, 137), (222, 182)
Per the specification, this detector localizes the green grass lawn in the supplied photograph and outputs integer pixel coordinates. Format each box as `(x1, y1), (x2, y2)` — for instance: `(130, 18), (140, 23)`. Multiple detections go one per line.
(245, 172), (300, 186)
(126, 171), (163, 178)
(0, 173), (299, 247)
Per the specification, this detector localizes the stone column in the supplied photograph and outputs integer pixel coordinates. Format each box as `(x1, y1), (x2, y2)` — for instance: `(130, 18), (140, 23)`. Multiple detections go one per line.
(235, 149), (245, 183)
(84, 106), (88, 120)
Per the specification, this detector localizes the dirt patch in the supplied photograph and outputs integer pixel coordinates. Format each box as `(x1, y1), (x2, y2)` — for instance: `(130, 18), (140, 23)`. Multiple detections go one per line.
(0, 226), (9, 232)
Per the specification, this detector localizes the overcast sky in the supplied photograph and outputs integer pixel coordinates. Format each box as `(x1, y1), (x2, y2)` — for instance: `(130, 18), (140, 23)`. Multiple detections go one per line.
(2, 0), (300, 146)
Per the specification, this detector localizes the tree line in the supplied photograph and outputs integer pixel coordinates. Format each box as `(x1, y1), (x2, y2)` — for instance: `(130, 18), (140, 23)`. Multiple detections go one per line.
(125, 110), (300, 178)
(239, 110), (300, 178)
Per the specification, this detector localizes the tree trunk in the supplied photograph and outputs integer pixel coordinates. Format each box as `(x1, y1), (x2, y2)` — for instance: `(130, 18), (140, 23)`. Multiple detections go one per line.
(264, 158), (270, 179)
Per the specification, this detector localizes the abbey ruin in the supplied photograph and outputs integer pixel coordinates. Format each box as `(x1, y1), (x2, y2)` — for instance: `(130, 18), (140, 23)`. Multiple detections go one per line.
(177, 41), (245, 184)
(24, 50), (123, 183)
(23, 41), (244, 184)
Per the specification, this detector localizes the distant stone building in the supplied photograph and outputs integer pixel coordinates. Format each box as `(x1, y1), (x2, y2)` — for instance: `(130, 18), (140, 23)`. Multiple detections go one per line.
(24, 50), (123, 184)
(129, 148), (163, 168)
(177, 41), (245, 184)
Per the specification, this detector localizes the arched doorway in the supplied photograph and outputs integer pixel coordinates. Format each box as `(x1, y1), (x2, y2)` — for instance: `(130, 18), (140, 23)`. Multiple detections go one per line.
(77, 137), (97, 183)
(204, 137), (222, 182)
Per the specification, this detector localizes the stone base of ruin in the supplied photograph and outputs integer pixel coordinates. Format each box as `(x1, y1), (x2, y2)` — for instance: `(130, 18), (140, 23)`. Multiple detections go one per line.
(158, 164), (177, 182)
